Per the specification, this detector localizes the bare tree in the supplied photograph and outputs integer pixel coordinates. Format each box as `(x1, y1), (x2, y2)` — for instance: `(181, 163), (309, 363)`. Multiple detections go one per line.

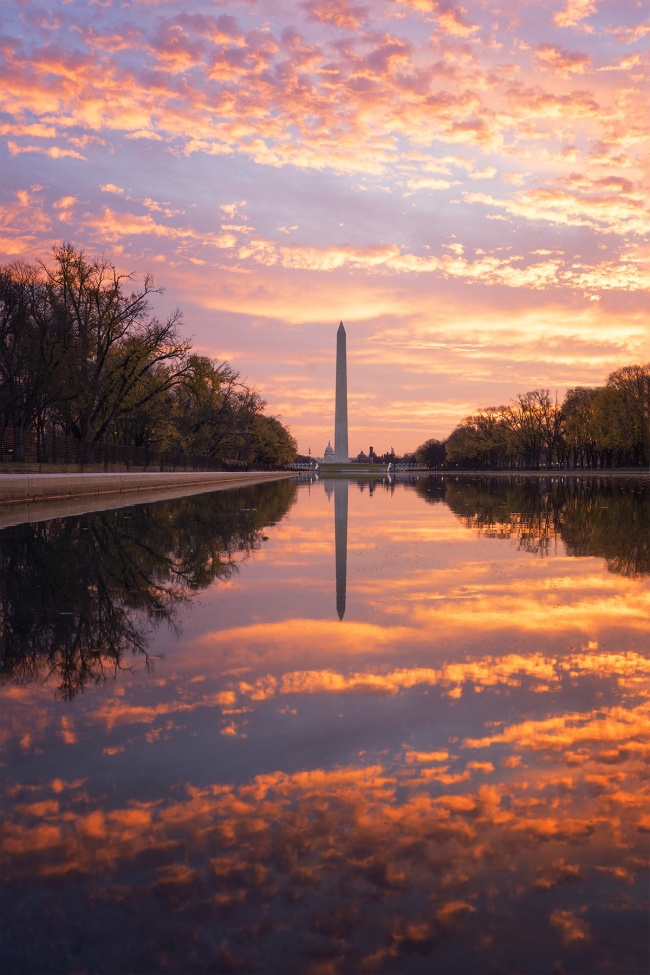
(0, 261), (73, 459)
(40, 244), (190, 445)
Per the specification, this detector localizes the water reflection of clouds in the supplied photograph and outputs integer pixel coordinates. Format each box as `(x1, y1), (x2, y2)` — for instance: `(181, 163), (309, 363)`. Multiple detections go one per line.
(221, 651), (650, 705)
(366, 563), (648, 616)
(187, 563), (649, 671)
(8, 647), (647, 757)
(2, 478), (649, 974)
(3, 698), (648, 973)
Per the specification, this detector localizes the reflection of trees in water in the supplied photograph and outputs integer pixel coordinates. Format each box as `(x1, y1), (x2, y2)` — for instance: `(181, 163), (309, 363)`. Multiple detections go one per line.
(409, 478), (447, 507)
(561, 481), (650, 577)
(439, 478), (564, 557)
(0, 481), (296, 699)
(413, 475), (650, 576)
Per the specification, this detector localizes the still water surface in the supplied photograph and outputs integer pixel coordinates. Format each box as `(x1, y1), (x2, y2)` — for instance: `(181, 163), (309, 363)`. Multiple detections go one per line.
(1, 475), (648, 975)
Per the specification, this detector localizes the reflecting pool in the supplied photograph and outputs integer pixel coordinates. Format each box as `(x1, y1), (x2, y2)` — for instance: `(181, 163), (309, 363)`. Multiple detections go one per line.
(1, 475), (648, 975)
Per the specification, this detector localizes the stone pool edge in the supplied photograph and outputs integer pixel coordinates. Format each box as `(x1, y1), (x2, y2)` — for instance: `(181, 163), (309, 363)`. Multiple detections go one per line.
(0, 471), (296, 529)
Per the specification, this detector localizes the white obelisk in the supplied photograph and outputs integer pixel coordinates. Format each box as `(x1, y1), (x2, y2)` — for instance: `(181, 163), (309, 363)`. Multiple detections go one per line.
(334, 322), (348, 462)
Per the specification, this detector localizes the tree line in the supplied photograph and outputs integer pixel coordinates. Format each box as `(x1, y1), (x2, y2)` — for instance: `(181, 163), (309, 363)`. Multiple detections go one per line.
(415, 366), (649, 470)
(0, 244), (297, 466)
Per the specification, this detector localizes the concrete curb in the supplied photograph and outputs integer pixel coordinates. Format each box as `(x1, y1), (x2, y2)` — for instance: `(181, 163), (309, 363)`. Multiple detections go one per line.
(426, 470), (650, 480)
(0, 471), (295, 505)
(0, 473), (297, 531)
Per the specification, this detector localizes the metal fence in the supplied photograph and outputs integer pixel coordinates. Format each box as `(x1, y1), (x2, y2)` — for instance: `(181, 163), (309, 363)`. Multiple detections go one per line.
(0, 428), (251, 472)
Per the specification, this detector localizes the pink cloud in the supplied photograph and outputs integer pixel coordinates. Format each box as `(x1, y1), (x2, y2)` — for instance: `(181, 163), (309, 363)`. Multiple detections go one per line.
(52, 195), (79, 222)
(535, 44), (591, 76)
(85, 206), (237, 248)
(0, 188), (52, 256)
(553, 0), (598, 29)
(174, 12), (246, 45)
(395, 0), (479, 37)
(147, 23), (209, 73)
(302, 0), (369, 31)
(7, 141), (86, 159)
(436, 2), (480, 38)
(607, 23), (650, 43)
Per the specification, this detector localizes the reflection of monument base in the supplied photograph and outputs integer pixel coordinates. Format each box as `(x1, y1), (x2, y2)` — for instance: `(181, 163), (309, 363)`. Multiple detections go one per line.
(320, 463), (389, 477)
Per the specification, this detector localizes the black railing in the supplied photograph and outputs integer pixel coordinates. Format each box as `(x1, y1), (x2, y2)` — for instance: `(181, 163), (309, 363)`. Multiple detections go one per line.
(0, 428), (252, 472)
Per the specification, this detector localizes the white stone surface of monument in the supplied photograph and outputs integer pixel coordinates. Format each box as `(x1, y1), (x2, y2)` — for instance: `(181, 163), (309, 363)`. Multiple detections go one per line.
(334, 322), (348, 462)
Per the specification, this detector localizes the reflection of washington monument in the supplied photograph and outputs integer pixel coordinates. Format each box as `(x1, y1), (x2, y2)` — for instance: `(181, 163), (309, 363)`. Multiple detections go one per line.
(324, 478), (348, 620)
(334, 479), (348, 620)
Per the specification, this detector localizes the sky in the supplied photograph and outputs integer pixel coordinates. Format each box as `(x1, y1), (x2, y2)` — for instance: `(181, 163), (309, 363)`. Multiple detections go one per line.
(1, 0), (649, 456)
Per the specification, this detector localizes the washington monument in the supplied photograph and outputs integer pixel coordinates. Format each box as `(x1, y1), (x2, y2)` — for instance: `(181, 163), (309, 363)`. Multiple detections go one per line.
(334, 321), (348, 462)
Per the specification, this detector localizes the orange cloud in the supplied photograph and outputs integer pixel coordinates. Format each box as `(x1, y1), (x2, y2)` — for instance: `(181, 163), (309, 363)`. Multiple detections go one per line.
(52, 195), (79, 222)
(535, 44), (591, 76)
(550, 910), (591, 944)
(464, 174), (649, 238)
(395, 0), (479, 37)
(85, 206), (237, 248)
(554, 0), (598, 29)
(303, 0), (368, 30)
(0, 187), (52, 256)
(7, 141), (86, 159)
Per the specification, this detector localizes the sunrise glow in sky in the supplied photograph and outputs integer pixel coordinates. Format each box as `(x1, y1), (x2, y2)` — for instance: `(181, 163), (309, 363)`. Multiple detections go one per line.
(1, 0), (649, 454)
